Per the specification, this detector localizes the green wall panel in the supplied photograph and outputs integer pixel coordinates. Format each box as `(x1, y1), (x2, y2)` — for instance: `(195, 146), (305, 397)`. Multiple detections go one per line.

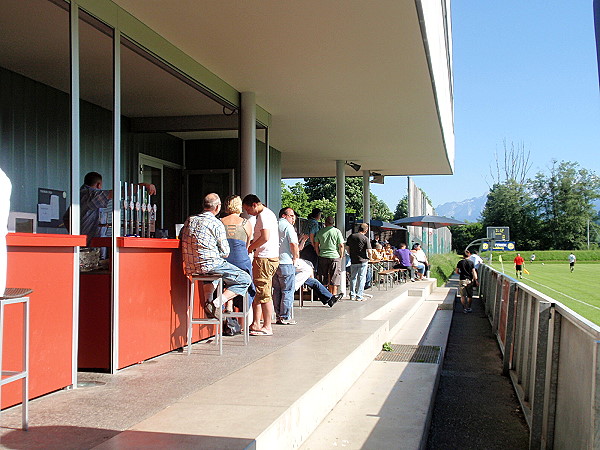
(0, 66), (183, 220)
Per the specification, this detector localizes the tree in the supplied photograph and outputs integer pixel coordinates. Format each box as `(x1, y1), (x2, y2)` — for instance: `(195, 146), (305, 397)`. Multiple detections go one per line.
(393, 195), (408, 220)
(281, 182), (311, 218)
(370, 193), (393, 221)
(303, 177), (392, 219)
(481, 180), (539, 250)
(304, 177), (364, 213)
(530, 161), (600, 249)
(451, 222), (484, 252)
(488, 140), (532, 186)
(480, 140), (539, 250)
(280, 182), (339, 218)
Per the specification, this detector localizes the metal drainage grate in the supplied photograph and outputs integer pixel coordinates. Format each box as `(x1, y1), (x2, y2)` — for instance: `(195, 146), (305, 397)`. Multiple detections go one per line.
(376, 344), (441, 364)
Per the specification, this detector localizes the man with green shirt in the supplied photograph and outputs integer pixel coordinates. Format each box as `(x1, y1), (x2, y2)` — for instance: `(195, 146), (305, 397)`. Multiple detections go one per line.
(314, 216), (345, 295)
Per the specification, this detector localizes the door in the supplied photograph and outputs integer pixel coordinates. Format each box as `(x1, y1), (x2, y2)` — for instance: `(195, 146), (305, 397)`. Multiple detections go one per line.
(185, 169), (235, 216)
(139, 154), (184, 237)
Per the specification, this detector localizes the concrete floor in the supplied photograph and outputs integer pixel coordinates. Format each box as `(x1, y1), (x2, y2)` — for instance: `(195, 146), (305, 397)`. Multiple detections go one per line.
(0, 278), (530, 449)
(0, 296), (367, 449)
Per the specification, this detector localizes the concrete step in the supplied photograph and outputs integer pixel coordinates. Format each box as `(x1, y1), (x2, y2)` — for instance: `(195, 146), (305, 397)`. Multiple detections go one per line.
(95, 280), (437, 449)
(300, 287), (453, 450)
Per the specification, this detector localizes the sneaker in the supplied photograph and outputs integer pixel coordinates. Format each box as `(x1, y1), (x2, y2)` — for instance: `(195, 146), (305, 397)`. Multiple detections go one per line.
(279, 318), (297, 325)
(328, 293), (343, 307)
(466, 308), (472, 313)
(463, 309), (469, 314)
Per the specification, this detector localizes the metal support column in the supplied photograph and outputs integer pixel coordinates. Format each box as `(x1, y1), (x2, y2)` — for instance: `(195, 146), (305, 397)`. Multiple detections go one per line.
(69, 1), (81, 389)
(111, 27), (121, 374)
(336, 161), (345, 231)
(240, 92), (256, 197)
(362, 170), (370, 226)
(336, 160), (346, 296)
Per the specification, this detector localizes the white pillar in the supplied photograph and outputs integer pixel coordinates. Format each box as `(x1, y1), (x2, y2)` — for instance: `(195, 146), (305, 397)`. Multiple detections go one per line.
(362, 170), (370, 226)
(336, 161), (345, 231)
(240, 92), (256, 197)
(336, 160), (346, 296)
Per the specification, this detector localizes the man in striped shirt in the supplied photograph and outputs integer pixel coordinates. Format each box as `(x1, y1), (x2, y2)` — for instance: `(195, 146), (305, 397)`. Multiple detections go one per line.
(64, 172), (156, 246)
(181, 193), (251, 318)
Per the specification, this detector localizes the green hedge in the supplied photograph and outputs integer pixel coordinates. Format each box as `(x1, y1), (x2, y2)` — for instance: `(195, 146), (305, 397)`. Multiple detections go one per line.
(430, 253), (460, 286)
(480, 250), (600, 262)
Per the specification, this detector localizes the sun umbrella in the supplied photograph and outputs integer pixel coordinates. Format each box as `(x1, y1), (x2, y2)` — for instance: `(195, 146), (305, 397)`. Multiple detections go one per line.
(391, 215), (465, 229)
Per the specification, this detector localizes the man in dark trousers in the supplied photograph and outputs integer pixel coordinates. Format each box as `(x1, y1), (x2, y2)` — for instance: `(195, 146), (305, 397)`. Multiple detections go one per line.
(456, 250), (478, 313)
(345, 223), (372, 301)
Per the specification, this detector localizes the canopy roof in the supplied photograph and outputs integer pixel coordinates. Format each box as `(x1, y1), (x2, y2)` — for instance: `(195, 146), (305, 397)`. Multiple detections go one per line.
(112, 0), (455, 178)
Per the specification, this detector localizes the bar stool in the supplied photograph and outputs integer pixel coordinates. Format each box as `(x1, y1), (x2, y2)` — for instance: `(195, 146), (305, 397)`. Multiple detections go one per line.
(223, 291), (250, 345)
(186, 275), (223, 356)
(0, 287), (32, 431)
(298, 284), (313, 308)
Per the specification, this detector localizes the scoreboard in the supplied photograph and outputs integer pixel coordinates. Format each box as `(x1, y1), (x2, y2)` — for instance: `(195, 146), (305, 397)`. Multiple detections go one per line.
(487, 227), (510, 241)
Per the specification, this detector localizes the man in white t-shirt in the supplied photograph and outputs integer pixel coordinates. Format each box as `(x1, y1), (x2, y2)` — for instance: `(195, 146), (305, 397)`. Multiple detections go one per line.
(569, 253), (576, 272)
(243, 194), (279, 336)
(0, 168), (11, 296)
(469, 250), (484, 272)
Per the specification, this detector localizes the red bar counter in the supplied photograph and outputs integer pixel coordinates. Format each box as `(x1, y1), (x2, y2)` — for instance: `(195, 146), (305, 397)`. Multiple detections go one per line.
(4, 233), (85, 409)
(79, 237), (215, 371)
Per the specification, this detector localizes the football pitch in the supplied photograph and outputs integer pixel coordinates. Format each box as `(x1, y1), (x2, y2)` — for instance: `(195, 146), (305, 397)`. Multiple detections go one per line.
(490, 262), (600, 326)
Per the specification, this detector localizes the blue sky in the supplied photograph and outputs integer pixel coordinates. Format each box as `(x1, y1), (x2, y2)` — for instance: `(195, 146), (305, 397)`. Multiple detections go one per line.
(370, 1), (600, 210)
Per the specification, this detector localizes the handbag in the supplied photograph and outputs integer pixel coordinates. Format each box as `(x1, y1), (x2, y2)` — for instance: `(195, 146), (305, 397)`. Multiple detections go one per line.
(223, 317), (242, 336)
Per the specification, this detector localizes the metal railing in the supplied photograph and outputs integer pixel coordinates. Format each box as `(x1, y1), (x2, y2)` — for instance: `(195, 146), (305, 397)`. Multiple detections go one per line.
(479, 264), (600, 449)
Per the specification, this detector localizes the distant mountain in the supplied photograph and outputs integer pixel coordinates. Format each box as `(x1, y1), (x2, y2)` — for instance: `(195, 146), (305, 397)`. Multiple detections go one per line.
(434, 195), (600, 223)
(435, 194), (488, 223)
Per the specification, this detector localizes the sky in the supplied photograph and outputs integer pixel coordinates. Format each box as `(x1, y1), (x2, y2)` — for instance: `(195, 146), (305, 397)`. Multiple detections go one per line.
(367, 1), (600, 210)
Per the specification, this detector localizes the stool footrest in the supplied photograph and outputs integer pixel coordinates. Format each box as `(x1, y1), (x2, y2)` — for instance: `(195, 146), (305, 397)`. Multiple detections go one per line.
(1, 370), (27, 385)
(190, 318), (220, 325)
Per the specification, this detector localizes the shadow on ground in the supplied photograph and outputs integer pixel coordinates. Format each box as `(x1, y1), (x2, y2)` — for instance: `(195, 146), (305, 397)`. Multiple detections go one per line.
(426, 284), (529, 449)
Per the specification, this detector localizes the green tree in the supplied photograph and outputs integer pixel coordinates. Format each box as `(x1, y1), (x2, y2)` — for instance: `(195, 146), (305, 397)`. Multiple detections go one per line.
(451, 222), (484, 252)
(393, 195), (408, 220)
(303, 177), (392, 219)
(304, 177), (364, 213)
(481, 180), (539, 250)
(530, 161), (600, 249)
(370, 193), (393, 221)
(281, 182), (311, 218)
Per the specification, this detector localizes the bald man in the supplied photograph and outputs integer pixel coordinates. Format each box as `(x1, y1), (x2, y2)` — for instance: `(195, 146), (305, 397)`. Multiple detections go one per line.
(181, 193), (251, 318)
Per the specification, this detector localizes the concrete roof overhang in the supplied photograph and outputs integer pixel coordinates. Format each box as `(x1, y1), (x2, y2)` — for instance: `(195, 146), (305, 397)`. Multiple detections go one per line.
(0, 0), (454, 179)
(111, 0), (455, 178)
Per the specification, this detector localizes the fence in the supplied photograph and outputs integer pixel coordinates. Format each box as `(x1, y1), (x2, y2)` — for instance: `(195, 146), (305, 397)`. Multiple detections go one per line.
(479, 264), (600, 449)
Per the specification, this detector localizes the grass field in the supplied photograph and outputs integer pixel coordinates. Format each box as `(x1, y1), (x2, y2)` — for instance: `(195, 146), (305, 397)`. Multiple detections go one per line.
(490, 261), (600, 325)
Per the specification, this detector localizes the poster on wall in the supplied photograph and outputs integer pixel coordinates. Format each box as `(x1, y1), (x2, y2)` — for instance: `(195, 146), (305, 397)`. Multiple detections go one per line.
(37, 188), (67, 229)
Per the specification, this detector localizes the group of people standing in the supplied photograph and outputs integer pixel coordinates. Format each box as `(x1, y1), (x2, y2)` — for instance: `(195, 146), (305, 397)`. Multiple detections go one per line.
(181, 195), (344, 337)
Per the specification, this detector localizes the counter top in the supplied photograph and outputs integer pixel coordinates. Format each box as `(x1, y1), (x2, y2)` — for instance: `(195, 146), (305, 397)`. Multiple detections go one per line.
(90, 237), (181, 249)
(7, 233), (86, 247)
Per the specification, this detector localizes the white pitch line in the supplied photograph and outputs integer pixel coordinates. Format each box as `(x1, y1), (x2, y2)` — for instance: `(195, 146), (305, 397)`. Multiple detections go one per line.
(523, 277), (600, 311)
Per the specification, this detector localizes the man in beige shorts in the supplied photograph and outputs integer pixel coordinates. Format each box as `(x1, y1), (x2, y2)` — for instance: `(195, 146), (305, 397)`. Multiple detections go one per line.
(243, 194), (279, 336)
(455, 250), (478, 313)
